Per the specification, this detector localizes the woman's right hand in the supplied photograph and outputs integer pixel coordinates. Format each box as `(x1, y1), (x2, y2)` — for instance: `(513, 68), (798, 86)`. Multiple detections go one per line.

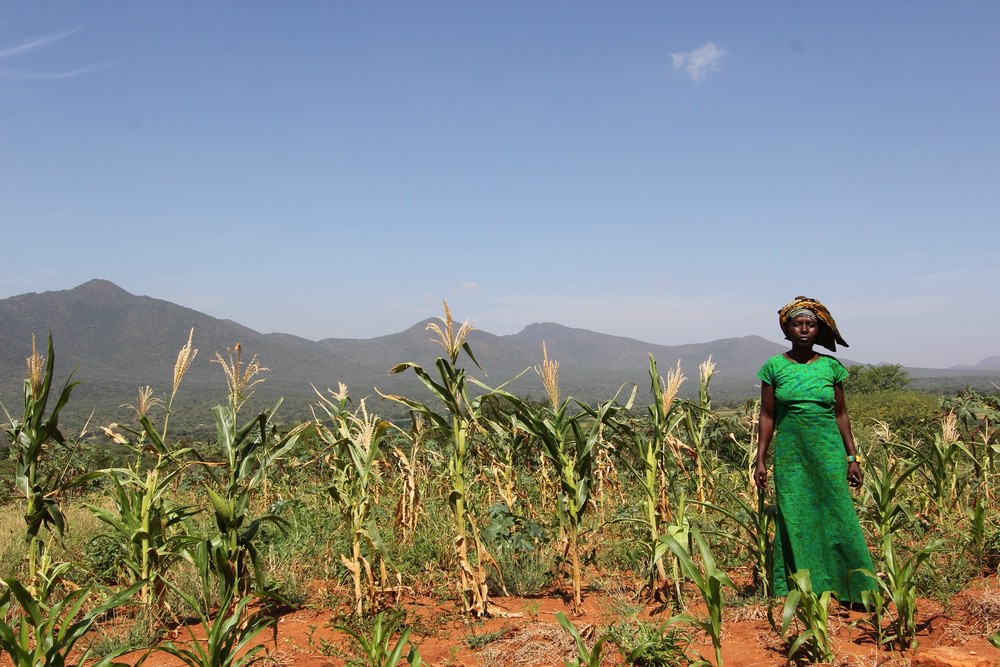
(754, 461), (768, 489)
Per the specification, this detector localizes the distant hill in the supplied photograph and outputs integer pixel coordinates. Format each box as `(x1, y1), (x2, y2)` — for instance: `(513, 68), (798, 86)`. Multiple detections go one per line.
(1, 280), (997, 437)
(949, 355), (1000, 371)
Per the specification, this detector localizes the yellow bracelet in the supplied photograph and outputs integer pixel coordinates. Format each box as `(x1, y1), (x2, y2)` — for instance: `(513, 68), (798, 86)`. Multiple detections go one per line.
(847, 455), (859, 463)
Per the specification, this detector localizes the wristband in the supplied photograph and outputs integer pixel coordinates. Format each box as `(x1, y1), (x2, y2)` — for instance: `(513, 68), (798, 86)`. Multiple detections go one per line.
(847, 455), (858, 463)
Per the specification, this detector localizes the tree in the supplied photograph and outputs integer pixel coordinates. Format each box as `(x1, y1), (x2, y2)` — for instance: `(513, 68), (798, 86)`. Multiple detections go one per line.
(844, 364), (910, 394)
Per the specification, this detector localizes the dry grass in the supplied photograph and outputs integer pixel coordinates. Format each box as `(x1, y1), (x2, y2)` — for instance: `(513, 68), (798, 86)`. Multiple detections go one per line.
(961, 586), (1000, 635)
(476, 622), (578, 667)
(0, 504), (23, 576)
(727, 600), (770, 623)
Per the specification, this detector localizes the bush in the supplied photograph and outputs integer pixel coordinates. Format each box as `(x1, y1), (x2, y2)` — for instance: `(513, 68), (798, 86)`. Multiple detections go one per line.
(847, 390), (940, 441)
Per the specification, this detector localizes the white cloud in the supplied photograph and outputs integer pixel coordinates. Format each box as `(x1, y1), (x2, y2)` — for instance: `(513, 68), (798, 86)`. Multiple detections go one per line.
(1, 63), (112, 80)
(0, 28), (109, 80)
(0, 29), (79, 60)
(671, 42), (728, 81)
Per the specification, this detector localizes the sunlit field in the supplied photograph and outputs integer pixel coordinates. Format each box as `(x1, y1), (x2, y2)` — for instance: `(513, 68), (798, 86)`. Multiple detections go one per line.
(1, 308), (998, 666)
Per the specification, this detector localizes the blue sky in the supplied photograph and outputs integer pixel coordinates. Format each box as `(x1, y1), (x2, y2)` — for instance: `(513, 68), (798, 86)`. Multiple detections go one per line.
(1, 2), (998, 369)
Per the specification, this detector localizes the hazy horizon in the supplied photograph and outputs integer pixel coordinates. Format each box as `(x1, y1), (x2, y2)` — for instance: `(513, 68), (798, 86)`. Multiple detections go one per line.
(9, 277), (996, 371)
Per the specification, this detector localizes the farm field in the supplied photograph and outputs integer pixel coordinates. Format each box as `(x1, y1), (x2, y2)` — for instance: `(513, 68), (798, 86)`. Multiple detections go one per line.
(1, 315), (999, 666)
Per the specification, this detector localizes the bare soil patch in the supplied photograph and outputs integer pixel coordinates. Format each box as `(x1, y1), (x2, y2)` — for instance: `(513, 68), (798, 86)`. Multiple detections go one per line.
(109, 575), (1000, 667)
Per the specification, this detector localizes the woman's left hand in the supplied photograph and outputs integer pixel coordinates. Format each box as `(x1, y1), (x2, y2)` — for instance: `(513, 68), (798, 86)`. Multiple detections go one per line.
(847, 461), (863, 488)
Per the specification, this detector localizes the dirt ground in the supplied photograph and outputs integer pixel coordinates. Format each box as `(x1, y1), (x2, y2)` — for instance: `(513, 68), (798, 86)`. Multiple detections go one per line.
(121, 574), (1000, 667)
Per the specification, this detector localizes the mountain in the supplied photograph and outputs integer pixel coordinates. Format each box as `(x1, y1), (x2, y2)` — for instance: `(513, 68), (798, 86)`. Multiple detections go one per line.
(1, 280), (996, 436)
(949, 355), (1000, 371)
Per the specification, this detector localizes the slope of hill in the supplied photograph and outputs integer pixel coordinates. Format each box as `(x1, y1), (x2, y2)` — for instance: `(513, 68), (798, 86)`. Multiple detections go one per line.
(2, 280), (997, 436)
(949, 355), (1000, 371)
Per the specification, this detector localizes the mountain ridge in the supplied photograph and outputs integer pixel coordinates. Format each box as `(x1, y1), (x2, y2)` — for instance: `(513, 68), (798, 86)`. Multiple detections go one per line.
(1, 280), (997, 435)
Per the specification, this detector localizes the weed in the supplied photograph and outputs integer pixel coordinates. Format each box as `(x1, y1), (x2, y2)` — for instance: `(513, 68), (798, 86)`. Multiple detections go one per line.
(606, 617), (691, 666)
(463, 625), (510, 649)
(556, 611), (613, 667)
(335, 609), (423, 667)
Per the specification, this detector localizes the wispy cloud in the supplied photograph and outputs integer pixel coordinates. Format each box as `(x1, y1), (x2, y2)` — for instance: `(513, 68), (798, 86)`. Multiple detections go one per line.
(0, 27), (110, 80)
(0, 29), (80, 60)
(1, 62), (112, 80)
(671, 42), (728, 81)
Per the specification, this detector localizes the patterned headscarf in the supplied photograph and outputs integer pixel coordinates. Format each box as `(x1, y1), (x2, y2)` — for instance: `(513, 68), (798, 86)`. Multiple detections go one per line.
(778, 296), (848, 352)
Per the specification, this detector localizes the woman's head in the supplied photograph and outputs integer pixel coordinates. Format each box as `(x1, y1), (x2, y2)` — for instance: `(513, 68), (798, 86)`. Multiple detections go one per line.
(778, 296), (848, 351)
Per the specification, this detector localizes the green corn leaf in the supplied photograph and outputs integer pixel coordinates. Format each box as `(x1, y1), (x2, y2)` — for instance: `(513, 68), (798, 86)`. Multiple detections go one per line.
(205, 485), (235, 524)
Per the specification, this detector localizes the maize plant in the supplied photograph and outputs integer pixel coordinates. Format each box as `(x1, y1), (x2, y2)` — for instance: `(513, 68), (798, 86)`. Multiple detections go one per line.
(657, 527), (736, 667)
(392, 414), (425, 543)
(855, 536), (943, 651)
(381, 302), (497, 616)
(680, 357), (717, 506)
(900, 413), (974, 518)
(620, 355), (686, 601)
(0, 577), (143, 667)
(159, 574), (278, 667)
(495, 343), (635, 614)
(200, 345), (308, 600)
(314, 385), (394, 616)
(335, 610), (424, 667)
(200, 402), (308, 600)
(781, 569), (835, 664)
(2, 335), (92, 596)
(942, 391), (1000, 499)
(592, 429), (624, 523)
(711, 398), (775, 597)
(696, 469), (774, 599)
(481, 413), (530, 513)
(556, 611), (612, 667)
(88, 329), (202, 610)
(86, 457), (199, 610)
(860, 440), (921, 541)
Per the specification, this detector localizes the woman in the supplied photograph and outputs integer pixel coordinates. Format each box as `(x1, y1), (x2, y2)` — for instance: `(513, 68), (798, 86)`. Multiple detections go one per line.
(754, 296), (874, 602)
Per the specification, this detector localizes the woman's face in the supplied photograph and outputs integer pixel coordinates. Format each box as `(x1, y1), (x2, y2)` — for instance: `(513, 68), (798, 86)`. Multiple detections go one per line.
(785, 315), (820, 347)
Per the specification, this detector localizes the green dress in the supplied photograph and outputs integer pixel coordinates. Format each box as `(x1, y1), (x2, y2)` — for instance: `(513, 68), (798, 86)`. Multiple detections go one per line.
(757, 354), (874, 602)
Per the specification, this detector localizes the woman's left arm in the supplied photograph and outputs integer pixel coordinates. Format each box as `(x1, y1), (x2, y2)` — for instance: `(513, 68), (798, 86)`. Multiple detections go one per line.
(834, 383), (863, 488)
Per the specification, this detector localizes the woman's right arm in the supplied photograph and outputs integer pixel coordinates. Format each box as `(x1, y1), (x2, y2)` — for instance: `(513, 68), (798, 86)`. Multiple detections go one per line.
(755, 383), (775, 489)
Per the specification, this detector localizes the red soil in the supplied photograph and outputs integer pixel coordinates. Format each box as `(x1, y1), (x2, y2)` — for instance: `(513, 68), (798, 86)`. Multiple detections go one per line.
(117, 574), (1000, 667)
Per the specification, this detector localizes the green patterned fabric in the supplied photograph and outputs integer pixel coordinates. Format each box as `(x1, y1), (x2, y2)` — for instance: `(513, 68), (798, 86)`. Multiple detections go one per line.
(757, 354), (874, 601)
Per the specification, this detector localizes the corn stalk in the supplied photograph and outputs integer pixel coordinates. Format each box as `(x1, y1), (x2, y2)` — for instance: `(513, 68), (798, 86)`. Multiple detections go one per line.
(619, 355), (687, 601)
(494, 344), (635, 614)
(860, 441), (922, 542)
(898, 413), (974, 518)
(657, 527), (736, 667)
(482, 414), (530, 514)
(855, 537), (943, 651)
(680, 357), (716, 506)
(314, 385), (393, 616)
(200, 402), (308, 601)
(380, 302), (497, 616)
(0, 578), (143, 667)
(392, 415), (425, 544)
(781, 569), (835, 664)
(88, 330), (201, 610)
(2, 335), (89, 596)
